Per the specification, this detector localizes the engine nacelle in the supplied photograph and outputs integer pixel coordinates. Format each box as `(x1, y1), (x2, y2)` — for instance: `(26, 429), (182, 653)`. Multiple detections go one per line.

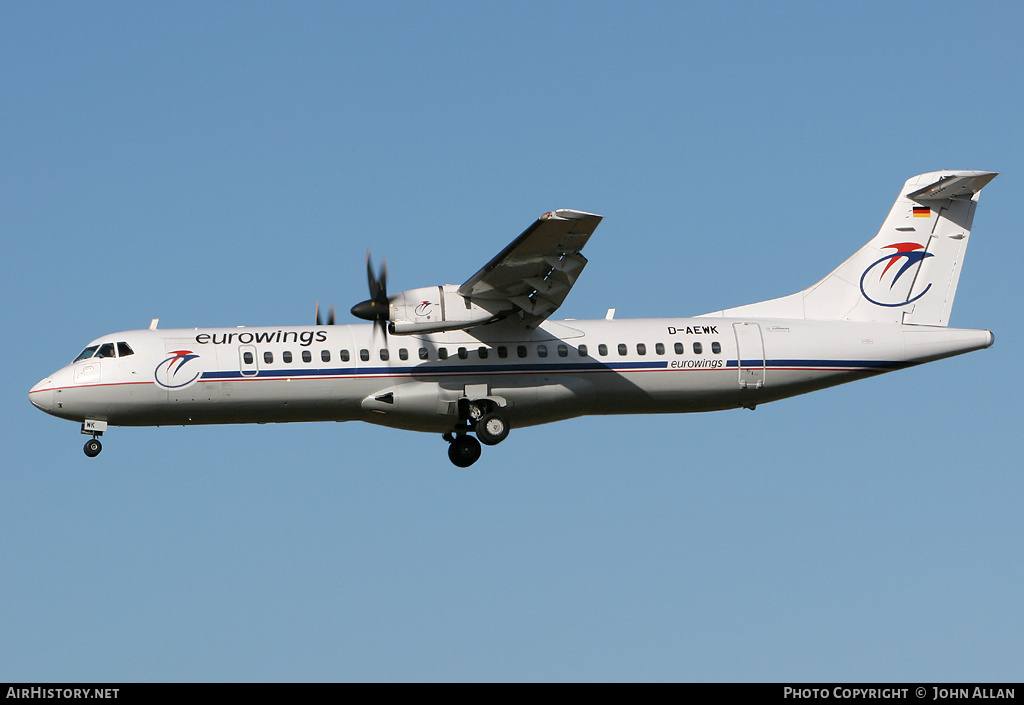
(387, 285), (506, 335)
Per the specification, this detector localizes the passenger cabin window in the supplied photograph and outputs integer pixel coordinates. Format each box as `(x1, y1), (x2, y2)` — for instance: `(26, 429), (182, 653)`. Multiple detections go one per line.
(243, 352), (254, 365)
(359, 349), (369, 362)
(283, 351), (293, 363)
(578, 344), (588, 357)
(458, 347), (468, 360)
(322, 350), (331, 363)
(419, 348), (429, 360)
(117, 342), (134, 357)
(537, 345), (548, 358)
(617, 343), (627, 356)
(399, 348), (409, 361)
(438, 348), (449, 360)
(557, 345), (568, 357)
(302, 350), (312, 363)
(517, 346), (528, 359)
(636, 343), (646, 355)
(598, 344), (608, 356)
(340, 350), (350, 362)
(693, 342), (703, 354)
(379, 349), (389, 361)
(674, 342), (684, 354)
(264, 351), (274, 364)
(712, 341), (722, 354)
(478, 347), (488, 359)
(655, 343), (665, 355)
(497, 346), (508, 359)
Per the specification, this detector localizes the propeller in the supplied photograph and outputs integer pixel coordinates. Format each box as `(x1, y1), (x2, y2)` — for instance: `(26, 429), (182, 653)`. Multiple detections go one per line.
(315, 301), (336, 326)
(350, 250), (390, 341)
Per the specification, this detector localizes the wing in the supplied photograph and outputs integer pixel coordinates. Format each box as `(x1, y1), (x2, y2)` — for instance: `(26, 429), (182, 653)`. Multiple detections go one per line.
(458, 209), (603, 328)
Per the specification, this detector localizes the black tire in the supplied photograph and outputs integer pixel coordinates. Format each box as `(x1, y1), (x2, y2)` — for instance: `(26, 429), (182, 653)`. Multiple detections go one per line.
(84, 439), (102, 458)
(476, 412), (509, 446)
(448, 435), (482, 467)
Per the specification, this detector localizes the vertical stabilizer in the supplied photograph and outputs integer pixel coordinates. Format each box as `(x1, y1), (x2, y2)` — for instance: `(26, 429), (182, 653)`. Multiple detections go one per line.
(701, 170), (996, 325)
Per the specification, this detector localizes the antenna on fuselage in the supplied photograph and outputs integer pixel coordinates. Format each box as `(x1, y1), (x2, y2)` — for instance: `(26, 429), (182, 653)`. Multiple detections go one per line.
(149, 318), (159, 330)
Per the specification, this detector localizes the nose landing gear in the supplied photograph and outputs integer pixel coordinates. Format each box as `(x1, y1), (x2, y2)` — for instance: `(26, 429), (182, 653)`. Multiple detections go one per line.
(84, 438), (103, 457)
(81, 419), (107, 458)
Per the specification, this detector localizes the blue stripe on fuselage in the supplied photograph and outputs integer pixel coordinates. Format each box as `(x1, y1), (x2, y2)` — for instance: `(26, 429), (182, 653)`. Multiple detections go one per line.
(199, 358), (906, 381)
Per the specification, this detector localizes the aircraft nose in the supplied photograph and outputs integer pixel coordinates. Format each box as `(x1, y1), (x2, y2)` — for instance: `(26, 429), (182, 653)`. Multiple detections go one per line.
(29, 378), (54, 413)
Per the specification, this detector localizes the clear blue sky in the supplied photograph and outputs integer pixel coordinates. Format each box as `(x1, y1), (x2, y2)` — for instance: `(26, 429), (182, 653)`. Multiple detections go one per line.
(3, 2), (1021, 682)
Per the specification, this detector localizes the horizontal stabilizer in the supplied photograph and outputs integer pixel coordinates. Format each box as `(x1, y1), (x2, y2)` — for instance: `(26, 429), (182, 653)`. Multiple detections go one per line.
(906, 171), (997, 202)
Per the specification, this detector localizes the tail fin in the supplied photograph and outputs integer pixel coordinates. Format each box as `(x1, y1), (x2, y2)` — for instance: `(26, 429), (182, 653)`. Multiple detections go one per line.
(703, 170), (997, 326)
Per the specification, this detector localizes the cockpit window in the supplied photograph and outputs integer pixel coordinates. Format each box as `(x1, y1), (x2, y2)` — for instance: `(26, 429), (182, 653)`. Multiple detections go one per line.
(74, 345), (99, 362)
(94, 343), (116, 359)
(117, 342), (134, 357)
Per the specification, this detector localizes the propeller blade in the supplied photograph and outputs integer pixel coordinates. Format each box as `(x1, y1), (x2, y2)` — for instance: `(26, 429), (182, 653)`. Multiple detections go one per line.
(371, 315), (389, 348)
(354, 249), (391, 324)
(317, 301), (337, 326)
(366, 250), (381, 302)
(366, 250), (388, 304)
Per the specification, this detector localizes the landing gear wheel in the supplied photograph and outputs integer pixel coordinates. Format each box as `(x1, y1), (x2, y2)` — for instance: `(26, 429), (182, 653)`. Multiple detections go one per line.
(448, 435), (482, 467)
(84, 438), (102, 457)
(476, 412), (509, 446)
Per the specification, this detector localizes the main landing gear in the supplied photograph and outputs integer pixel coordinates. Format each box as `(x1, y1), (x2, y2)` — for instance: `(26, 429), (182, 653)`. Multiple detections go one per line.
(447, 434), (482, 467)
(443, 400), (510, 467)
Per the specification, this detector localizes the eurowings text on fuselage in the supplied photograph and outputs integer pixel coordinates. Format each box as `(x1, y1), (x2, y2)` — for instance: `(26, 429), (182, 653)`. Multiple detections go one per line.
(30, 170), (996, 466)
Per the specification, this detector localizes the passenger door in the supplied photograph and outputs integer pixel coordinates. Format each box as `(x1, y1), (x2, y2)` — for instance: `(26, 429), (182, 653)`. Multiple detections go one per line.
(239, 345), (259, 377)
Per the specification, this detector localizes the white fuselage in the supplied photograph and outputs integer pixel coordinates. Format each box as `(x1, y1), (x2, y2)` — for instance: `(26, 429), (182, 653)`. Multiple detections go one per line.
(29, 317), (993, 434)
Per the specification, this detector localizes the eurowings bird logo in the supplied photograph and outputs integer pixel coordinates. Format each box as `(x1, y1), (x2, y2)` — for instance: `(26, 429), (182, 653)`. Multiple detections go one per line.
(154, 350), (202, 389)
(859, 242), (934, 307)
(414, 301), (434, 317)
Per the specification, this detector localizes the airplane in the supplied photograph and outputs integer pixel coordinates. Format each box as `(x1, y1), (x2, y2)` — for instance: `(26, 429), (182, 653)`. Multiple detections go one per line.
(29, 169), (996, 467)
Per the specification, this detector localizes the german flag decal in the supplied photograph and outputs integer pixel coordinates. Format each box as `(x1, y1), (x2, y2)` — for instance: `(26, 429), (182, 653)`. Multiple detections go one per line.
(913, 206), (931, 217)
